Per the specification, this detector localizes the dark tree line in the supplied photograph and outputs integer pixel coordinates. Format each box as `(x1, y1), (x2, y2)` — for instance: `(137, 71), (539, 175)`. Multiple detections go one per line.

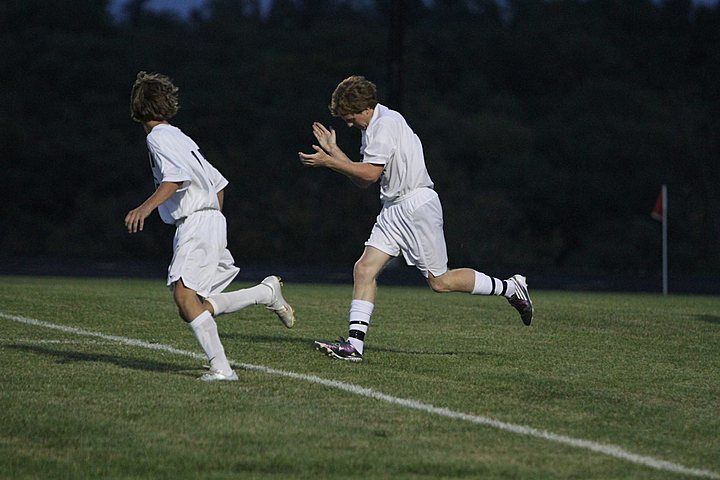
(1, 0), (719, 280)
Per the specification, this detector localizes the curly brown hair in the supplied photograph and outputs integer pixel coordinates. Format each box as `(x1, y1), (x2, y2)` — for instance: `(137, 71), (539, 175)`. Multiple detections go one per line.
(329, 75), (378, 117)
(130, 71), (179, 123)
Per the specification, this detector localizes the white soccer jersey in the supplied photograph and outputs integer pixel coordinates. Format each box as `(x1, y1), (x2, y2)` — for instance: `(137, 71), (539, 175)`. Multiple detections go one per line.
(360, 104), (434, 203)
(146, 124), (229, 224)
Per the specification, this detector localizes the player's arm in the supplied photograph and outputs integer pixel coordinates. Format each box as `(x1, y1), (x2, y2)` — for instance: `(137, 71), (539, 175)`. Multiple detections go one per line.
(300, 145), (383, 188)
(298, 122), (383, 188)
(124, 181), (182, 233)
(338, 160), (383, 189)
(217, 188), (224, 211)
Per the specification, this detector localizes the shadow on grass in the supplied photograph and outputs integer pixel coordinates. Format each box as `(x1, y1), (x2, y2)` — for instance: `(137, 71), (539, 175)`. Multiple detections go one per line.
(371, 345), (489, 356)
(222, 332), (317, 345)
(224, 333), (487, 356)
(695, 314), (720, 325)
(8, 343), (193, 375)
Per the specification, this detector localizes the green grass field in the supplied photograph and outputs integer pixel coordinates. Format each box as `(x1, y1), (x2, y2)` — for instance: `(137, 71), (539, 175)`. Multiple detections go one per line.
(0, 275), (718, 479)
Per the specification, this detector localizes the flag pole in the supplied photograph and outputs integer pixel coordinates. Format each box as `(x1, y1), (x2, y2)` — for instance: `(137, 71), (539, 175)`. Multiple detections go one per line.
(661, 184), (668, 295)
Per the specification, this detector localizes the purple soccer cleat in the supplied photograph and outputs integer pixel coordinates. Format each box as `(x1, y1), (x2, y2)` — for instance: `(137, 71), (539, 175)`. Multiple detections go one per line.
(314, 337), (363, 362)
(507, 274), (534, 325)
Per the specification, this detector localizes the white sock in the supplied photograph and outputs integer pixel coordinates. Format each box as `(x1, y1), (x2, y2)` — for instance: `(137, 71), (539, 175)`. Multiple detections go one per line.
(471, 271), (516, 297)
(347, 299), (373, 355)
(207, 284), (272, 316)
(189, 310), (233, 375)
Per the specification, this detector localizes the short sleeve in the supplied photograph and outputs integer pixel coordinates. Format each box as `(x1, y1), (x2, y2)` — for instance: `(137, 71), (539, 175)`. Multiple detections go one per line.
(147, 134), (191, 187)
(362, 120), (395, 165)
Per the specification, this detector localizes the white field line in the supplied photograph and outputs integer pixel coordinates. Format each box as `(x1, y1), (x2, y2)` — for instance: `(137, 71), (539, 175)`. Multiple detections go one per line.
(2, 311), (718, 480)
(0, 338), (117, 345)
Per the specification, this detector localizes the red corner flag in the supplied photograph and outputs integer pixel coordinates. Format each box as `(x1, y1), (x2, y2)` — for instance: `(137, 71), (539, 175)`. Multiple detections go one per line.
(651, 188), (664, 221)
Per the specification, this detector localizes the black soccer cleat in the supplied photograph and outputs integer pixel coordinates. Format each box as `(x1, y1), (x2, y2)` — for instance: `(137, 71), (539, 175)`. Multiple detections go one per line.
(507, 274), (533, 325)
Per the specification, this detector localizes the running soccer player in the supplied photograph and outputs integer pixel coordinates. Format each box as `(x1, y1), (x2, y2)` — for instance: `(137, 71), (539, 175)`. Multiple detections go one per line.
(125, 71), (295, 381)
(298, 75), (532, 362)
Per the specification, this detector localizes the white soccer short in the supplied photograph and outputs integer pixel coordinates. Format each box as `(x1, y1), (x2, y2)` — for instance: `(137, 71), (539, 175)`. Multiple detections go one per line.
(167, 209), (239, 298)
(365, 187), (449, 278)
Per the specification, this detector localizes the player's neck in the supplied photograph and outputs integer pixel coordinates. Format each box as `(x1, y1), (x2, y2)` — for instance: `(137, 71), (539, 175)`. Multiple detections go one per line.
(143, 120), (169, 133)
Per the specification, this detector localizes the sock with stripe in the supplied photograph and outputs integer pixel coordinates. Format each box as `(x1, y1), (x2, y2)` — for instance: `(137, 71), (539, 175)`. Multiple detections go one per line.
(471, 271), (516, 297)
(188, 310), (233, 376)
(347, 299), (373, 355)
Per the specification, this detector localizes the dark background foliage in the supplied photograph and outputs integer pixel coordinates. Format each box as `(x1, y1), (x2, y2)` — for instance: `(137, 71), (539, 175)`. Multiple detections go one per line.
(1, 0), (718, 288)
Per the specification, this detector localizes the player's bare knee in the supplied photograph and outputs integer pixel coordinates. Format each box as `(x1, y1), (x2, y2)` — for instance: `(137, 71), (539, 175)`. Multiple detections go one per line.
(171, 296), (192, 321)
(427, 275), (451, 293)
(353, 259), (374, 284)
(202, 299), (216, 316)
(429, 281), (450, 293)
(173, 280), (197, 321)
(173, 285), (188, 308)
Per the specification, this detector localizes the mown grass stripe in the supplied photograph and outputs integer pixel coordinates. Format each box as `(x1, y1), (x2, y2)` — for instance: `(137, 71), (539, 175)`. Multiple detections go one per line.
(2, 311), (718, 480)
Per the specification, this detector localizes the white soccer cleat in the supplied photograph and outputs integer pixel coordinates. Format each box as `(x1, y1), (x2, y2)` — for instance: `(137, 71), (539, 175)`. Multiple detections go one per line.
(199, 369), (239, 382)
(261, 275), (296, 328)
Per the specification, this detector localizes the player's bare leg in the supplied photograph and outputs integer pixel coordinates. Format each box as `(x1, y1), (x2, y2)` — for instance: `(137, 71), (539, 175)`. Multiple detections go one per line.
(426, 268), (475, 293)
(428, 269), (533, 325)
(315, 247), (392, 361)
(173, 279), (214, 322)
(352, 246), (393, 303)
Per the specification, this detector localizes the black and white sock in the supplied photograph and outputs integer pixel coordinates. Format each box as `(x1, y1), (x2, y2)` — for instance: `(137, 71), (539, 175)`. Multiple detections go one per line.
(347, 299), (373, 355)
(471, 271), (516, 297)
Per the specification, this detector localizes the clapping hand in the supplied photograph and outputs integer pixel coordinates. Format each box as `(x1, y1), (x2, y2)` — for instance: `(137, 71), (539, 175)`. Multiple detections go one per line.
(311, 122), (336, 154)
(298, 122), (336, 168)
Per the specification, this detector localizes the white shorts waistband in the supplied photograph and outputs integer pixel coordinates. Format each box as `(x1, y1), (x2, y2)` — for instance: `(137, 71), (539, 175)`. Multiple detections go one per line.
(174, 208), (220, 226)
